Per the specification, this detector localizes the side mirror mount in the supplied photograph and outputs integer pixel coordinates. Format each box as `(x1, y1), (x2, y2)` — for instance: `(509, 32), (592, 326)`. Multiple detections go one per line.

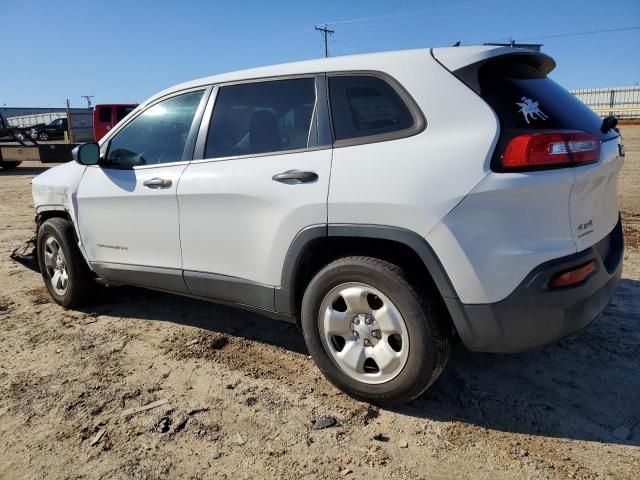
(73, 142), (100, 165)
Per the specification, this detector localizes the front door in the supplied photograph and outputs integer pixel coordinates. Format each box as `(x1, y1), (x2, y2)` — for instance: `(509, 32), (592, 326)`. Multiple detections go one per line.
(76, 88), (208, 291)
(178, 77), (332, 310)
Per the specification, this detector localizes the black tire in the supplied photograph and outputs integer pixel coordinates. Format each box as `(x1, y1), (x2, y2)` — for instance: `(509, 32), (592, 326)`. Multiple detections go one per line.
(0, 160), (22, 170)
(301, 256), (451, 407)
(37, 217), (96, 308)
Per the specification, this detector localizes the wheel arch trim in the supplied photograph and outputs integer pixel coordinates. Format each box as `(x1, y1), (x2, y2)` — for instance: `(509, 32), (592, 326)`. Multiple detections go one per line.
(275, 223), (460, 316)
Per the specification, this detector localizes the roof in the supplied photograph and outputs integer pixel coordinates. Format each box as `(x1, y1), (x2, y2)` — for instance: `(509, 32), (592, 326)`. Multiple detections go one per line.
(143, 45), (542, 107)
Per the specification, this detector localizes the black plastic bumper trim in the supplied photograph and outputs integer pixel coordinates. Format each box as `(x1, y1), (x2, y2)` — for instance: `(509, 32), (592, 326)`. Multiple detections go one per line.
(452, 215), (624, 352)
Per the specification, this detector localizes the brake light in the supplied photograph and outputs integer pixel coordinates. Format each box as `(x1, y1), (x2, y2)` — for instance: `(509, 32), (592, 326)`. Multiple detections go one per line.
(502, 132), (600, 170)
(549, 260), (596, 288)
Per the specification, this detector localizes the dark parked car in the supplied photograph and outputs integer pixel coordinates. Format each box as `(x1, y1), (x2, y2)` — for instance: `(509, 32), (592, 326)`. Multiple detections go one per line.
(30, 118), (67, 141)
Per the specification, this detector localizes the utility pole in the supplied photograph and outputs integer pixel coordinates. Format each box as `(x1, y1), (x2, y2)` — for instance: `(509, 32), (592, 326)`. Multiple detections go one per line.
(81, 95), (94, 109)
(315, 24), (334, 57)
(65, 99), (74, 144)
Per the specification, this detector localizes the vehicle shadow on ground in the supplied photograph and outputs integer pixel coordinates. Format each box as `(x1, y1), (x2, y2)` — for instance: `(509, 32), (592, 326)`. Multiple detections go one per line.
(401, 277), (640, 447)
(80, 278), (639, 447)
(0, 166), (57, 176)
(86, 285), (309, 354)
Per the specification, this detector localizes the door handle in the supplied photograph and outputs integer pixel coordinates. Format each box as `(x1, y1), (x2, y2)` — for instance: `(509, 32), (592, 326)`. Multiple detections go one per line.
(272, 170), (318, 183)
(143, 177), (172, 189)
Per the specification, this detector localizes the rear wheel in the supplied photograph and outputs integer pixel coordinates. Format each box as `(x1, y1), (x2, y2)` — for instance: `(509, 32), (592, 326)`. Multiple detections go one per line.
(301, 256), (451, 406)
(38, 132), (49, 141)
(37, 218), (96, 308)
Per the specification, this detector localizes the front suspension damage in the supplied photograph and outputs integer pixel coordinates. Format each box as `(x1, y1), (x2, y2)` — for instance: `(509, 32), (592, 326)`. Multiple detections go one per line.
(10, 236), (39, 272)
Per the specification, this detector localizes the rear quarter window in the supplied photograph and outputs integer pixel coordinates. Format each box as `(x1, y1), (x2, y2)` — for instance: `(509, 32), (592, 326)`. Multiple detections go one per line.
(328, 75), (419, 143)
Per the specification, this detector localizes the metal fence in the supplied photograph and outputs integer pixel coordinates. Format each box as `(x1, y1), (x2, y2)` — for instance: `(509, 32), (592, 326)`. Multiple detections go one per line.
(571, 86), (640, 119)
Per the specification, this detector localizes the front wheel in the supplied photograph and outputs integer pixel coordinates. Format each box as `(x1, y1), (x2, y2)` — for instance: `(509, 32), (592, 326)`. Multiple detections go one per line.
(38, 132), (49, 141)
(301, 256), (452, 406)
(37, 218), (96, 308)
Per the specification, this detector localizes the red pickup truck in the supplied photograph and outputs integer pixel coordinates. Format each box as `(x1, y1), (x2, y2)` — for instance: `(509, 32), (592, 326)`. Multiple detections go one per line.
(93, 104), (138, 141)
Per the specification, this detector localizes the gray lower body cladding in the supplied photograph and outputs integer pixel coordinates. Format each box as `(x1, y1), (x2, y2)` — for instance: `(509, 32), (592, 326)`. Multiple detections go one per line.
(449, 216), (624, 353)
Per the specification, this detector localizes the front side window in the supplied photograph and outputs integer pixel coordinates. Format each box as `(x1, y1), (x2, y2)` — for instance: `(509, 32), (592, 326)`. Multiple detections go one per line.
(328, 75), (414, 141)
(105, 90), (204, 168)
(205, 78), (316, 159)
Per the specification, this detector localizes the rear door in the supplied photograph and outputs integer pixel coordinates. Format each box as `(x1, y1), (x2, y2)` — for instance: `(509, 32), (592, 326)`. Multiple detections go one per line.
(77, 88), (209, 291)
(178, 76), (332, 310)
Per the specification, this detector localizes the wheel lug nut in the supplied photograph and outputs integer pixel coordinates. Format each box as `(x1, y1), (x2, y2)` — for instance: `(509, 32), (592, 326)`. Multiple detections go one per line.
(353, 318), (360, 325)
(364, 339), (372, 346)
(371, 330), (381, 339)
(365, 317), (373, 325)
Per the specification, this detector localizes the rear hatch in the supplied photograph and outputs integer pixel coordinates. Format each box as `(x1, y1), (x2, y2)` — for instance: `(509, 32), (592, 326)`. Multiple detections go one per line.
(436, 48), (623, 251)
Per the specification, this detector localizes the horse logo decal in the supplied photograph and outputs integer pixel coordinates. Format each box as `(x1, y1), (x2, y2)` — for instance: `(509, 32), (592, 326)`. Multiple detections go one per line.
(516, 97), (548, 124)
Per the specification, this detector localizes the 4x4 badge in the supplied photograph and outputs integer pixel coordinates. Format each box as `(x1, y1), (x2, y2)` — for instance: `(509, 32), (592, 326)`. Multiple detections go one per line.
(516, 97), (548, 124)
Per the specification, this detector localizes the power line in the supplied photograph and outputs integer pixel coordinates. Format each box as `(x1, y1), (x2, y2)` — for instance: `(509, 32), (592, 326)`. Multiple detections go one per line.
(320, 0), (502, 27)
(315, 24), (334, 57)
(518, 25), (640, 42)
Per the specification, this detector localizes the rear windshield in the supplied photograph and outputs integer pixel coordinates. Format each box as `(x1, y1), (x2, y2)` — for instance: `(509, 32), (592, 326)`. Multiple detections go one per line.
(479, 61), (618, 142)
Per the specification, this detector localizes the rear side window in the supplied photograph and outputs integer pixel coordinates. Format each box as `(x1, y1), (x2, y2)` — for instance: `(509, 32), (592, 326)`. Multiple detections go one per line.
(205, 78), (316, 159)
(98, 107), (111, 123)
(105, 90), (204, 168)
(328, 75), (415, 141)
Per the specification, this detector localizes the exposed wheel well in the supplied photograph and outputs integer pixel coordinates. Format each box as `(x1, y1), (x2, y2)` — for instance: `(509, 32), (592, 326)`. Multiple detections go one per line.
(35, 209), (95, 274)
(291, 236), (455, 333)
(36, 209), (72, 228)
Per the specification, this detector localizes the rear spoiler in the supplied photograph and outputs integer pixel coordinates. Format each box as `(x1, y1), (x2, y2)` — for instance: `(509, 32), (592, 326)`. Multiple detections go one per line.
(431, 46), (556, 94)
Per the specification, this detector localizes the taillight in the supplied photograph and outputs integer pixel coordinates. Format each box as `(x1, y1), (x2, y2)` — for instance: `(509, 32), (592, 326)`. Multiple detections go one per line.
(549, 260), (596, 289)
(501, 132), (600, 170)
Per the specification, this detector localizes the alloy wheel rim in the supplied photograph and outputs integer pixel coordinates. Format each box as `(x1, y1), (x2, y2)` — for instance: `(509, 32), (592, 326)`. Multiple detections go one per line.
(43, 236), (68, 296)
(318, 282), (410, 384)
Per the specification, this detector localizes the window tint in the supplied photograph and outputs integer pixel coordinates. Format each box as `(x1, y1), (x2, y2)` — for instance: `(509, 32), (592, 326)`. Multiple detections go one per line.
(205, 78), (316, 159)
(98, 107), (112, 123)
(479, 75), (618, 141)
(328, 75), (414, 141)
(105, 91), (204, 168)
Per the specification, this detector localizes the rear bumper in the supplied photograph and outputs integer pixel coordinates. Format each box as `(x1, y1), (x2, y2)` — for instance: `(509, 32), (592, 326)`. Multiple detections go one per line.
(447, 216), (623, 353)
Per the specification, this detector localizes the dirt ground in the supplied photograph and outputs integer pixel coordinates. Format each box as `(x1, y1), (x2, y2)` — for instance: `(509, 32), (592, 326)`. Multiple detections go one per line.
(1, 128), (639, 480)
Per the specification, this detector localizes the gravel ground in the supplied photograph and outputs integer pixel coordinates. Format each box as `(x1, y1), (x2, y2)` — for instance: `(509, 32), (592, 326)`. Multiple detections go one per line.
(0, 127), (638, 480)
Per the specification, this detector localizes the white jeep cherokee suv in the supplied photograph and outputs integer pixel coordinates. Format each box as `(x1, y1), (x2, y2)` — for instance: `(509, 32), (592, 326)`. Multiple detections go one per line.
(32, 46), (624, 406)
